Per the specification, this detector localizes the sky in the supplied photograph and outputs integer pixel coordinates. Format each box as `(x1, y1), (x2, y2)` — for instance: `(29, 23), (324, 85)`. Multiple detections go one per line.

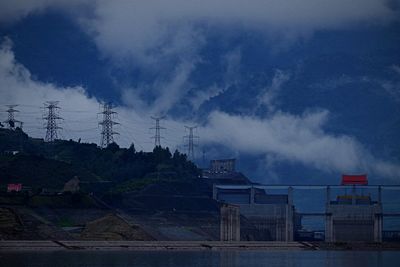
(0, 0), (399, 183)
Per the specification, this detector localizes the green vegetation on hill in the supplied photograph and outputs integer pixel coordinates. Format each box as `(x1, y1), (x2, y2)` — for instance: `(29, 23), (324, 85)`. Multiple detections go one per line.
(0, 154), (100, 190)
(0, 128), (200, 193)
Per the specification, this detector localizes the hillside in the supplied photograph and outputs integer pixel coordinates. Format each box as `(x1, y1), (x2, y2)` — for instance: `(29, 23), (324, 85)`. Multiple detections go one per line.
(0, 128), (223, 241)
(0, 154), (100, 190)
(0, 128), (201, 193)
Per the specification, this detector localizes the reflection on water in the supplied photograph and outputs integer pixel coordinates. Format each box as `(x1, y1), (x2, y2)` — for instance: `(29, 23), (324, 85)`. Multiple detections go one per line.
(0, 250), (399, 267)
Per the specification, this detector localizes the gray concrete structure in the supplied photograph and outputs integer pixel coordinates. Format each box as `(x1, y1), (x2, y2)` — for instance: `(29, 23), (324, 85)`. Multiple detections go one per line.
(214, 184), (400, 242)
(220, 204), (240, 241)
(215, 185), (295, 241)
(325, 186), (383, 242)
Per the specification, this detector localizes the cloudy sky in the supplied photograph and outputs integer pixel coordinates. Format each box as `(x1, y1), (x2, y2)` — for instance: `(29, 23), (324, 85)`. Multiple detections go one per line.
(0, 0), (399, 183)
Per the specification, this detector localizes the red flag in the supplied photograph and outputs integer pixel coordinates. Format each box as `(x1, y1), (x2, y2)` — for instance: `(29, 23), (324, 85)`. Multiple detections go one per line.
(341, 174), (368, 185)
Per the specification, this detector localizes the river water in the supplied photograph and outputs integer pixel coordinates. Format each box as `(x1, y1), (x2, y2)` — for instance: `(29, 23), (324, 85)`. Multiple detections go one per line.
(1, 250), (399, 267)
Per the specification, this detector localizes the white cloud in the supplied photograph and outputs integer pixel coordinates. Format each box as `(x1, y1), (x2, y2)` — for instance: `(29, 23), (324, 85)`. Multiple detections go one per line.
(381, 80), (400, 102)
(121, 58), (197, 114)
(70, 0), (398, 68)
(150, 60), (196, 114)
(0, 38), (187, 150)
(189, 84), (226, 111)
(258, 69), (290, 112)
(391, 64), (400, 75)
(0, 37), (101, 143)
(1, 0), (397, 61)
(223, 47), (242, 83)
(0, 16), (400, 179)
(188, 48), (241, 110)
(200, 111), (400, 180)
(0, 0), (92, 24)
(1, 37), (399, 181)
(1, 0), (398, 116)
(78, 0), (399, 115)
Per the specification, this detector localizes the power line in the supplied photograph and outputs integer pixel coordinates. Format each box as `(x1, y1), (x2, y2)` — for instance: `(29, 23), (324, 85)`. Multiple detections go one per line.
(117, 118), (152, 135)
(117, 132), (146, 151)
(99, 102), (119, 148)
(184, 125), (199, 162)
(43, 101), (63, 142)
(62, 110), (95, 113)
(63, 127), (99, 133)
(0, 103), (40, 108)
(150, 116), (166, 148)
(118, 115), (151, 126)
(117, 126), (147, 151)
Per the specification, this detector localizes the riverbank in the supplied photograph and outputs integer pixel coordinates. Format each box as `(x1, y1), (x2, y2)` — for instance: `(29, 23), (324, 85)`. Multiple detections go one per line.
(0, 241), (309, 251)
(1, 241), (400, 251)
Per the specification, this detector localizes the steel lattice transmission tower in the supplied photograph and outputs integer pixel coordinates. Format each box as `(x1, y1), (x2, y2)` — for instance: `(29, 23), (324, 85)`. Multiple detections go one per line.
(4, 105), (22, 130)
(150, 116), (166, 147)
(43, 101), (63, 142)
(99, 103), (119, 148)
(184, 125), (199, 161)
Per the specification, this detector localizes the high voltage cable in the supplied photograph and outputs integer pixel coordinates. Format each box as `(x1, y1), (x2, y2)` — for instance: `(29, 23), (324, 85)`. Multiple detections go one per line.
(64, 127), (99, 133)
(117, 127), (147, 148)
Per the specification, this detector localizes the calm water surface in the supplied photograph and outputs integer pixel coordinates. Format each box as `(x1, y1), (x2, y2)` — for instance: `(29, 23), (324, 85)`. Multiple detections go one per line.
(0, 250), (399, 267)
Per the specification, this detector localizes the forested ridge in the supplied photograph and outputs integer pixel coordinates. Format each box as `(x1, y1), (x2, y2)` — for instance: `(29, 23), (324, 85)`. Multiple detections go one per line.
(0, 128), (200, 193)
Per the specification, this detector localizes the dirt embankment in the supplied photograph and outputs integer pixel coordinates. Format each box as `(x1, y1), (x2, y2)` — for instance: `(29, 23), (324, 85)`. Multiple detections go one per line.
(0, 207), (154, 241)
(80, 214), (154, 241)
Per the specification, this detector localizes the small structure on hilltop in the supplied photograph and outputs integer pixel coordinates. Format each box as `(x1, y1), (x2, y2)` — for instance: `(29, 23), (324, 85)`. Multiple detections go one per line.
(202, 159), (251, 185)
(210, 159), (236, 173)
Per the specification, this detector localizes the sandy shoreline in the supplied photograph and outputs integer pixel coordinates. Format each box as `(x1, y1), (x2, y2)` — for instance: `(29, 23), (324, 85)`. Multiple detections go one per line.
(1, 241), (400, 251)
(0, 241), (312, 251)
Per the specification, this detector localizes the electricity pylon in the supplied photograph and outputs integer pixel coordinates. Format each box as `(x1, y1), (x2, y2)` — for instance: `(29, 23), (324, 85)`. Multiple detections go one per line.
(184, 125), (199, 161)
(44, 101), (62, 142)
(99, 103), (119, 148)
(4, 105), (22, 130)
(150, 116), (166, 147)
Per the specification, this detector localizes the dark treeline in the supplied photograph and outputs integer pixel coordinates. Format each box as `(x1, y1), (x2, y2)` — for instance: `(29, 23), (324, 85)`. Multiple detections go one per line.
(0, 128), (200, 193)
